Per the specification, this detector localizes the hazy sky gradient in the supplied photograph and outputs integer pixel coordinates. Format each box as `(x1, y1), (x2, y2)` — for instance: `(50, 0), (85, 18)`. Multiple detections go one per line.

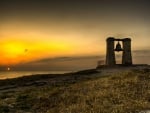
(0, 0), (150, 70)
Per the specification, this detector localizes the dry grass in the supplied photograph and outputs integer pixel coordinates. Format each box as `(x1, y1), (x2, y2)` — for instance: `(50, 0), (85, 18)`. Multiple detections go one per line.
(0, 68), (150, 113)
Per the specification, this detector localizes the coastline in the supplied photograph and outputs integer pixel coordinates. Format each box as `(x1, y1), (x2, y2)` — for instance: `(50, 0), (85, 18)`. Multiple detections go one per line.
(0, 65), (149, 92)
(0, 66), (150, 113)
(0, 69), (99, 92)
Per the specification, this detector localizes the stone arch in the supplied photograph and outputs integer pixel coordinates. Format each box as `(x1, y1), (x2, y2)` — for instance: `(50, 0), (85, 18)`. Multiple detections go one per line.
(106, 37), (132, 66)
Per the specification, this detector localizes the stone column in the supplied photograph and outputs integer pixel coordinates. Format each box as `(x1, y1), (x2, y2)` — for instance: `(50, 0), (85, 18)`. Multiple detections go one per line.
(106, 37), (116, 66)
(122, 38), (132, 65)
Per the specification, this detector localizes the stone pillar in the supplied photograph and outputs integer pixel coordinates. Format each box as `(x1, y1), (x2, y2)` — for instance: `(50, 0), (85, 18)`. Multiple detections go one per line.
(122, 38), (132, 65)
(106, 37), (116, 66)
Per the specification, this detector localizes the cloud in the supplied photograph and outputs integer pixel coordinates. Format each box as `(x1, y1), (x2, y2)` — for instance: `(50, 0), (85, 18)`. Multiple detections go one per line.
(31, 56), (103, 63)
(10, 56), (105, 71)
(132, 49), (150, 64)
(133, 50), (150, 56)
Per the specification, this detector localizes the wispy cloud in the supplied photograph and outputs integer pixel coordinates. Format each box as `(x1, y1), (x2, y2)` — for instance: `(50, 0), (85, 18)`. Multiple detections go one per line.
(133, 50), (150, 56)
(30, 56), (103, 63)
(10, 56), (104, 71)
(133, 49), (150, 64)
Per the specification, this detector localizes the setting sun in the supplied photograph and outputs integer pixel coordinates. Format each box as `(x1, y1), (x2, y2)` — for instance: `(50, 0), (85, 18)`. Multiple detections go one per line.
(0, 1), (150, 112)
(0, 39), (78, 66)
(0, 0), (149, 69)
(2, 41), (26, 57)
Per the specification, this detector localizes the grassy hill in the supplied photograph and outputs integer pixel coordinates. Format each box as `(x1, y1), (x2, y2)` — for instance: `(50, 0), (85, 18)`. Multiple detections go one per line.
(0, 67), (150, 113)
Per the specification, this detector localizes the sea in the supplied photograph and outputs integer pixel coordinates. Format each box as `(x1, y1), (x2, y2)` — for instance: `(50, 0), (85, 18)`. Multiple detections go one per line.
(0, 71), (71, 80)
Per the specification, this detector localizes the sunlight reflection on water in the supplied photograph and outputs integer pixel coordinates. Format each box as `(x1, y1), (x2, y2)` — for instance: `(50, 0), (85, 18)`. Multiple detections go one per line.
(0, 71), (71, 80)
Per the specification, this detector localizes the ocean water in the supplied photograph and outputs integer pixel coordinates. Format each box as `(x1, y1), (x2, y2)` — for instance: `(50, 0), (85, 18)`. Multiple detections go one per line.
(0, 71), (71, 80)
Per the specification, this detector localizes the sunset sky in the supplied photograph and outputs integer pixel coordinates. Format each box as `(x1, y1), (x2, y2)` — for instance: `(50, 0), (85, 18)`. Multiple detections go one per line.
(0, 0), (150, 71)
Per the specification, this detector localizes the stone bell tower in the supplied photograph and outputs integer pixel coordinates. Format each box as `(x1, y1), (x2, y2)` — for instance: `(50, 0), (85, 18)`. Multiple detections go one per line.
(106, 37), (132, 66)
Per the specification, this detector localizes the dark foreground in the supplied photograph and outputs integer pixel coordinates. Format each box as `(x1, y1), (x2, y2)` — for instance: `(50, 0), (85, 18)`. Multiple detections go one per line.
(0, 67), (150, 113)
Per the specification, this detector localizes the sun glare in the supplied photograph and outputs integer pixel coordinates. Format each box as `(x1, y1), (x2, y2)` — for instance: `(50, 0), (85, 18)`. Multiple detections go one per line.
(0, 41), (30, 65)
(3, 42), (25, 56)
(0, 38), (94, 66)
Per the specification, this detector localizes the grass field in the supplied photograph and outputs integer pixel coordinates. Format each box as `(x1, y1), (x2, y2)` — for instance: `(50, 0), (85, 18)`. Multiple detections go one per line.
(0, 68), (150, 113)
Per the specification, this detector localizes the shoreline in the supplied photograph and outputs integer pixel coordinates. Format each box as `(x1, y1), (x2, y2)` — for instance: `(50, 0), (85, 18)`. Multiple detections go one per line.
(0, 66), (150, 113)
(0, 65), (149, 92)
(0, 69), (99, 92)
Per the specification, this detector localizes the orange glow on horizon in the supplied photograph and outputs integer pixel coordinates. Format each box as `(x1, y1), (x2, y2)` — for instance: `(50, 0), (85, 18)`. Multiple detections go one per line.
(0, 38), (86, 66)
(0, 24), (105, 66)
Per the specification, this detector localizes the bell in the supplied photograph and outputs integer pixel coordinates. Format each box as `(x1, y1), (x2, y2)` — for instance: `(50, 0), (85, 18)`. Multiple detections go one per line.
(115, 41), (123, 52)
